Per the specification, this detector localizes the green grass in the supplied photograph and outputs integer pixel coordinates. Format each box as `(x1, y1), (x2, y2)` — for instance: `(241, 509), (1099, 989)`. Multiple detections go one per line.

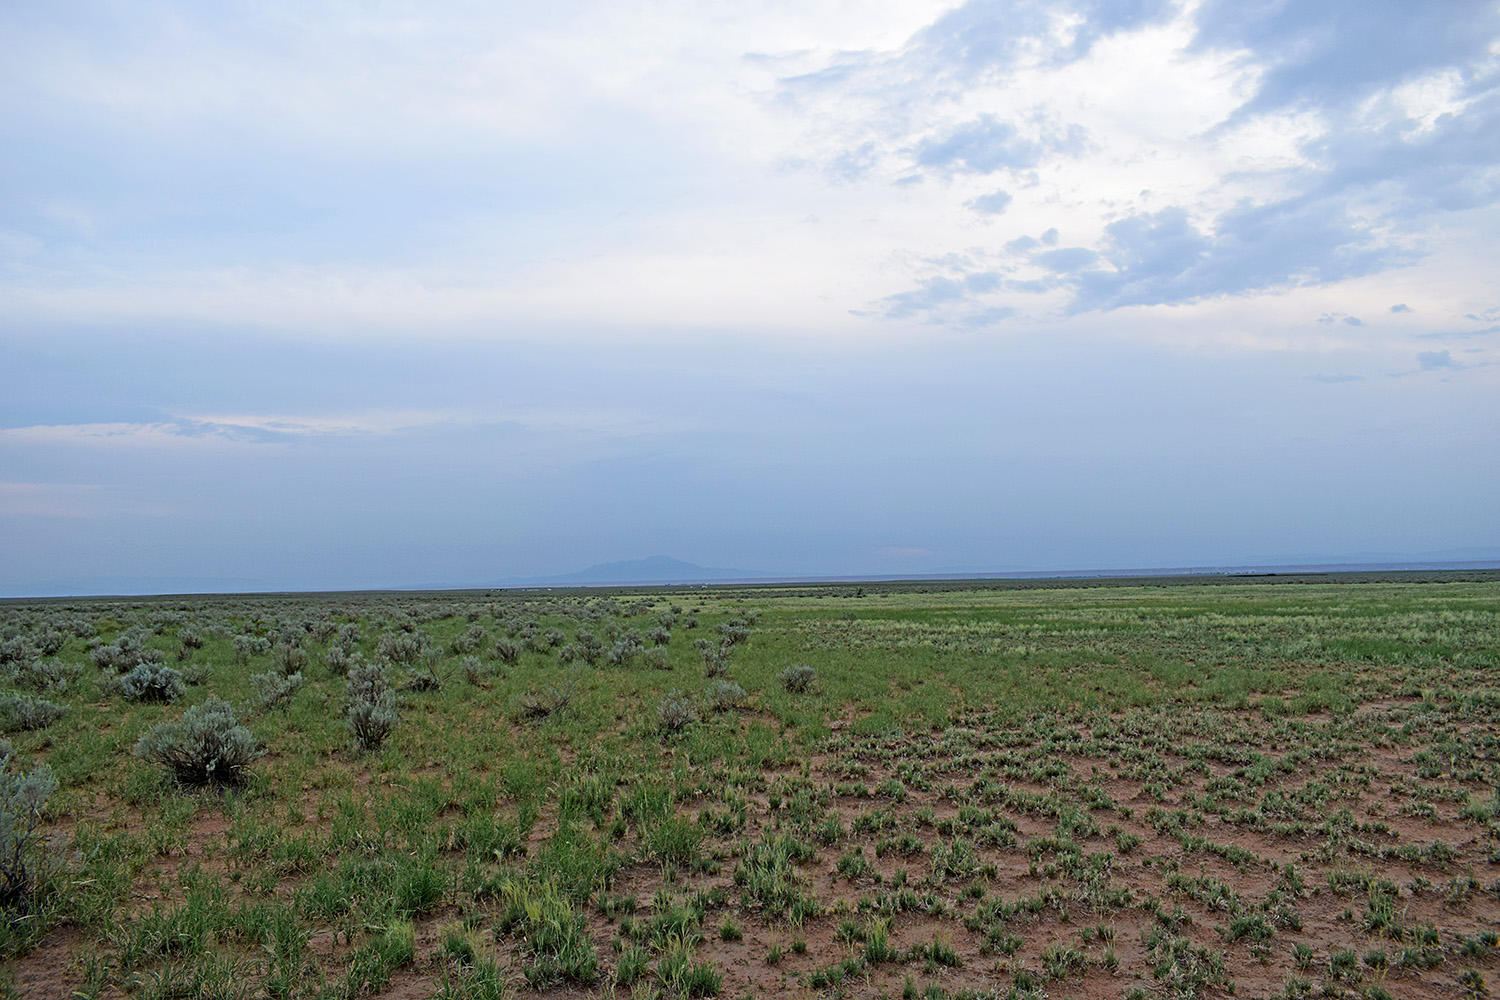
(0, 572), (1496, 995)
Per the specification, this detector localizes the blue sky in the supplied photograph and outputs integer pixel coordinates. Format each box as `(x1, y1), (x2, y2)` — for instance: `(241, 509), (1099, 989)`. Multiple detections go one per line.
(2, 0), (1498, 594)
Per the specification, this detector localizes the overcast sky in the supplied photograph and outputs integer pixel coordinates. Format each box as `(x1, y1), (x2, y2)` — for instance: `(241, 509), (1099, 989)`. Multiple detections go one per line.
(2, 0), (1498, 594)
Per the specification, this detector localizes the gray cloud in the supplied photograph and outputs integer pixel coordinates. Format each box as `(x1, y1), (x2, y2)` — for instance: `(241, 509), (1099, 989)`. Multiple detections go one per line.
(908, 0), (1176, 83)
(1054, 200), (1412, 312)
(912, 114), (1089, 179)
(1418, 350), (1461, 370)
(967, 189), (1013, 215)
(876, 276), (967, 320)
(1193, 0), (1500, 121)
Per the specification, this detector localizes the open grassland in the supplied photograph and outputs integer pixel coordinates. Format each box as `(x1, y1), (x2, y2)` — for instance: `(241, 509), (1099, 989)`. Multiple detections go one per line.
(2, 572), (1499, 999)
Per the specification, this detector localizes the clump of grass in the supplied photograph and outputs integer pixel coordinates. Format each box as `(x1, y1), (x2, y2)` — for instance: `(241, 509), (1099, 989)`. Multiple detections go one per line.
(495, 876), (599, 986)
(133, 695), (263, 787)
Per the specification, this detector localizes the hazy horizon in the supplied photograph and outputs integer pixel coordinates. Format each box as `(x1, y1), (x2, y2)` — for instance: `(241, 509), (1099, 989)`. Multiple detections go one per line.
(3, 1), (1498, 596)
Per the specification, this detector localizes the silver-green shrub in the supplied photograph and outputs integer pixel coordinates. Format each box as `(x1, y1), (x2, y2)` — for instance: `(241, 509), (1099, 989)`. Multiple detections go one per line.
(112, 661), (186, 703)
(346, 658), (398, 752)
(0, 696), (67, 733)
(704, 680), (747, 713)
(780, 664), (816, 693)
(1, 741), (57, 913)
(133, 696), (263, 786)
(656, 691), (699, 735)
(250, 670), (303, 712)
(1, 658), (80, 696)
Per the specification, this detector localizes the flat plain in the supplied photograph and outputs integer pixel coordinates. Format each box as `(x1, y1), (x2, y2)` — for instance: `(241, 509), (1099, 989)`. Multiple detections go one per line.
(2, 571), (1498, 999)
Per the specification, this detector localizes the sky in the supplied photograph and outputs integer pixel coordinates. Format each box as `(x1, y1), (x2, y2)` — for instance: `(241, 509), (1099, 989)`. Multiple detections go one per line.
(2, 0), (1499, 595)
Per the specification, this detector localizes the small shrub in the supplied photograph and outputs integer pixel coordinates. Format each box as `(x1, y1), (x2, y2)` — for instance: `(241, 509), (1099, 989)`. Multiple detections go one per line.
(460, 656), (486, 685)
(232, 634), (271, 665)
(518, 683), (573, 720)
(133, 696), (263, 786)
(112, 661), (186, 703)
(0, 696), (67, 733)
(642, 647), (671, 671)
(325, 644), (353, 675)
(704, 680), (747, 713)
(1, 742), (57, 915)
(694, 639), (731, 678)
(376, 631), (430, 666)
(273, 642), (308, 676)
(657, 691), (699, 735)
(780, 664), (816, 693)
(605, 636), (641, 668)
(250, 670), (303, 712)
(2, 658), (80, 696)
(404, 663), (442, 692)
(347, 660), (398, 752)
(494, 638), (521, 666)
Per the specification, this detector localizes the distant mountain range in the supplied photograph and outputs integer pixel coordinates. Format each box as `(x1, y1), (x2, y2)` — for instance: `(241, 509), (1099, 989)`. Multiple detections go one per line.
(8, 548), (1500, 598)
(489, 556), (764, 587)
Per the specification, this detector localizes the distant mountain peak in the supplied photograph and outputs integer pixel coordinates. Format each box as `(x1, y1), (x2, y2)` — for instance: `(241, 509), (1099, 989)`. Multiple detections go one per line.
(548, 556), (761, 584)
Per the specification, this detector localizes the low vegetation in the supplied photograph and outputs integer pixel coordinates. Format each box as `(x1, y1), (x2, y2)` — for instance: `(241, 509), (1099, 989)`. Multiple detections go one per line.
(0, 570), (1498, 998)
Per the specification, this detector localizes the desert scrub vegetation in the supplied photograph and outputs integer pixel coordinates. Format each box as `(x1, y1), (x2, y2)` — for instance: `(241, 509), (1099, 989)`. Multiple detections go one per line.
(132, 695), (263, 786)
(0, 739), (56, 919)
(345, 657), (398, 751)
(0, 571), (1498, 996)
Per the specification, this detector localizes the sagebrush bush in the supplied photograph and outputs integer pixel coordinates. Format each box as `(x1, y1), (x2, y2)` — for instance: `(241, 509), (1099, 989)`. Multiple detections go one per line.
(656, 691), (698, 735)
(605, 635), (641, 668)
(460, 655), (485, 685)
(1, 658), (80, 695)
(449, 625), (488, 655)
(517, 683), (573, 721)
(346, 659), (398, 752)
(250, 670), (303, 712)
(642, 647), (671, 671)
(273, 642), (308, 676)
(377, 631), (429, 667)
(0, 696), (67, 733)
(573, 632), (603, 665)
(232, 633), (271, 665)
(695, 638), (731, 678)
(91, 636), (164, 674)
(133, 696), (263, 786)
(404, 663), (442, 692)
(1, 742), (57, 914)
(325, 644), (353, 676)
(704, 679), (747, 713)
(494, 638), (521, 666)
(111, 661), (186, 703)
(780, 664), (816, 693)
